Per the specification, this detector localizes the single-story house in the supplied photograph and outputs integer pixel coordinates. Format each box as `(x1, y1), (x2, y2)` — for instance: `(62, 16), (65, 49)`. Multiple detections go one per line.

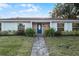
(0, 17), (79, 34)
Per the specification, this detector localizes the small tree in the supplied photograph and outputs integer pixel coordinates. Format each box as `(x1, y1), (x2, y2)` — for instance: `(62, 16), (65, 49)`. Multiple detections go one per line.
(25, 28), (35, 37)
(44, 28), (55, 37)
(49, 28), (55, 37)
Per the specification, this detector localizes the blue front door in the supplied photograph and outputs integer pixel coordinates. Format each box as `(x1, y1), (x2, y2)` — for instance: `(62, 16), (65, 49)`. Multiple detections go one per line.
(37, 24), (42, 34)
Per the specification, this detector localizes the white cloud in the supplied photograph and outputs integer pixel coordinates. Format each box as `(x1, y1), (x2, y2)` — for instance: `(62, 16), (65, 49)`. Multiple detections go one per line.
(20, 4), (33, 8)
(11, 11), (17, 14)
(27, 4), (33, 7)
(0, 4), (44, 18)
(0, 3), (9, 10)
(13, 14), (50, 18)
(19, 4), (41, 13)
(0, 11), (50, 18)
(27, 4), (41, 11)
(20, 4), (27, 7)
(27, 15), (50, 18)
(0, 3), (9, 8)
(19, 7), (38, 13)
(31, 5), (38, 12)
(10, 4), (41, 17)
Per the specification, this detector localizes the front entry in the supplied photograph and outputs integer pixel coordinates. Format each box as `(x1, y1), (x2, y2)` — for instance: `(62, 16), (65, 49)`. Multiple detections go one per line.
(37, 23), (42, 34)
(32, 22), (50, 34)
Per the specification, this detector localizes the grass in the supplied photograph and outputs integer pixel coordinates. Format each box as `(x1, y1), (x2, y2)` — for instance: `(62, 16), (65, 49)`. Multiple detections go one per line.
(0, 36), (34, 56)
(45, 36), (79, 56)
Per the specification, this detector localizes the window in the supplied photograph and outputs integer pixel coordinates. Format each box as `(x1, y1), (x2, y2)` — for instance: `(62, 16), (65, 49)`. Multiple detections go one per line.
(73, 23), (79, 31)
(18, 23), (25, 31)
(57, 23), (64, 31)
(64, 23), (72, 31)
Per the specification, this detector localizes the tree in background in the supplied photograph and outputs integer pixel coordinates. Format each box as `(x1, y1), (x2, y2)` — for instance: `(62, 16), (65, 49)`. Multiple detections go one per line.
(51, 3), (79, 20)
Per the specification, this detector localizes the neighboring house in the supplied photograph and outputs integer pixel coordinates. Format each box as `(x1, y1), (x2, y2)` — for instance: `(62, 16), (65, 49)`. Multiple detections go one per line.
(0, 17), (79, 34)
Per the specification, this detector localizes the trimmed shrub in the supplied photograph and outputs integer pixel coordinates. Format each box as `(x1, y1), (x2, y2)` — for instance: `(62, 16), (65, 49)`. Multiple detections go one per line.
(44, 30), (79, 36)
(16, 30), (25, 35)
(8, 31), (17, 35)
(61, 31), (71, 36)
(76, 31), (79, 36)
(61, 31), (79, 36)
(72, 30), (79, 36)
(0, 31), (8, 36)
(55, 31), (61, 36)
(44, 28), (55, 37)
(25, 28), (35, 37)
(0, 31), (17, 36)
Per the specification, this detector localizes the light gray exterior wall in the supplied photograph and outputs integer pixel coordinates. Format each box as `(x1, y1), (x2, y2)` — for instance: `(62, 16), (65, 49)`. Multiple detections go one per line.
(1, 22), (73, 32)
(1, 22), (32, 31)
(22, 22), (32, 30)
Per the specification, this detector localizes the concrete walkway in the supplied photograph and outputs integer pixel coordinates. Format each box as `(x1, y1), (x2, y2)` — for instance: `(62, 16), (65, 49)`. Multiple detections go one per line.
(31, 34), (49, 56)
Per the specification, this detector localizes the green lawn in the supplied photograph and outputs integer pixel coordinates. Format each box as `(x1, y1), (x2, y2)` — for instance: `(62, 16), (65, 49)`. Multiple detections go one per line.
(45, 36), (79, 56)
(0, 36), (34, 56)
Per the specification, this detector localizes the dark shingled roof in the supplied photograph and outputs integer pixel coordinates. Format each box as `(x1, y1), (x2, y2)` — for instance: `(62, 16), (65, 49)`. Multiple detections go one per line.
(0, 17), (53, 20)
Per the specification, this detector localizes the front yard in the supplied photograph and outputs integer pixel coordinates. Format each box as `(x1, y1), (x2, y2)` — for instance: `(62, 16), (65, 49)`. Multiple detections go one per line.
(1, 35), (79, 56)
(0, 36), (34, 56)
(45, 36), (79, 56)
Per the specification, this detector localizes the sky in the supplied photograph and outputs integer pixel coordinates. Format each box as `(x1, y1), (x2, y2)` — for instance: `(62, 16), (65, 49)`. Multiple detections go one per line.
(0, 3), (56, 18)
